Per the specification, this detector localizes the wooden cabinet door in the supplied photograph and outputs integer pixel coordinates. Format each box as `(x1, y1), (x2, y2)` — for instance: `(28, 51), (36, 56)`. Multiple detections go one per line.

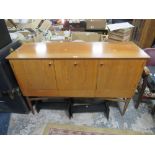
(10, 60), (57, 96)
(54, 60), (98, 96)
(96, 59), (145, 98)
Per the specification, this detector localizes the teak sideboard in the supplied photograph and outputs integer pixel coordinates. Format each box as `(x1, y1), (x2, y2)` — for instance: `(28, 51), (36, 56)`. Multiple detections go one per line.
(6, 41), (150, 115)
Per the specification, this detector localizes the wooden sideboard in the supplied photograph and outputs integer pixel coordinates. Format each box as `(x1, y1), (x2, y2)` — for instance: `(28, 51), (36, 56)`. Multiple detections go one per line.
(6, 41), (150, 114)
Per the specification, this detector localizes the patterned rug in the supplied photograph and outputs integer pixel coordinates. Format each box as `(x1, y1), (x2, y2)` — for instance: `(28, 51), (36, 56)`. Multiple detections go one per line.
(43, 123), (147, 135)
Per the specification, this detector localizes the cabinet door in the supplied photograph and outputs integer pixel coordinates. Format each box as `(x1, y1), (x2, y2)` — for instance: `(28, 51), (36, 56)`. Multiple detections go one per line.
(54, 60), (98, 91)
(10, 60), (57, 96)
(96, 59), (145, 98)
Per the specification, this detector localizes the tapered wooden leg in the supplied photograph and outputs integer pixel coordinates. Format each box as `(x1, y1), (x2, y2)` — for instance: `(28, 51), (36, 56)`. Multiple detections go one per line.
(69, 98), (74, 119)
(66, 98), (73, 119)
(104, 101), (110, 120)
(26, 97), (35, 114)
(68, 103), (73, 119)
(121, 98), (130, 116)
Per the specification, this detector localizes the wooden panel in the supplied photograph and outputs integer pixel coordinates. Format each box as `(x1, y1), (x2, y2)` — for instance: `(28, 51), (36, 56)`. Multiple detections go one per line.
(54, 60), (98, 91)
(96, 59), (146, 98)
(58, 90), (95, 97)
(10, 60), (29, 95)
(139, 20), (155, 48)
(10, 60), (57, 96)
(6, 42), (150, 59)
(132, 19), (155, 48)
(23, 90), (59, 97)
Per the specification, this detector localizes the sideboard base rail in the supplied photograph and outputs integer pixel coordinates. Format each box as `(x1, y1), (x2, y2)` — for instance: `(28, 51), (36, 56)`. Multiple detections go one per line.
(25, 97), (131, 117)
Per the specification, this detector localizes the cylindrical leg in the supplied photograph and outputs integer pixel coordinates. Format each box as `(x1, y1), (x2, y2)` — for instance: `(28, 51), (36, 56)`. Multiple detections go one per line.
(26, 97), (35, 114)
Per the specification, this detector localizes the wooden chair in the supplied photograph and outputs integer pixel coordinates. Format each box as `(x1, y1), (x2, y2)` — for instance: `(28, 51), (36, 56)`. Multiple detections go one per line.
(135, 48), (155, 114)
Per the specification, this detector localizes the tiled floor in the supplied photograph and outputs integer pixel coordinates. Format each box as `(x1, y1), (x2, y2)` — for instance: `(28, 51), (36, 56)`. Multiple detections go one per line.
(0, 95), (155, 135)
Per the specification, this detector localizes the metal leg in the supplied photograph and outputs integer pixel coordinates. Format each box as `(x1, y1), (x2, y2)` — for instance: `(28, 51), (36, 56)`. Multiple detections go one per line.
(121, 98), (130, 116)
(26, 97), (35, 114)
(135, 75), (148, 109)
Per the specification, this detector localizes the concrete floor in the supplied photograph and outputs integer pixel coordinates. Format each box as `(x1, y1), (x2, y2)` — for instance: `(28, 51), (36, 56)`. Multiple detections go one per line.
(0, 95), (155, 135)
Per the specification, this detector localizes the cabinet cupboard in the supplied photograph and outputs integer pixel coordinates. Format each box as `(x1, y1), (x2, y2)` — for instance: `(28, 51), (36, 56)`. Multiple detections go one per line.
(7, 42), (149, 113)
(96, 59), (145, 97)
(10, 60), (57, 96)
(10, 58), (146, 98)
(54, 60), (98, 97)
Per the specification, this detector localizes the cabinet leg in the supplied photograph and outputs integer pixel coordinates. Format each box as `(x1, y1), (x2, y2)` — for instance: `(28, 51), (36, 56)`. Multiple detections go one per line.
(69, 98), (74, 119)
(121, 98), (130, 116)
(66, 98), (73, 119)
(104, 101), (110, 120)
(35, 105), (40, 113)
(68, 103), (73, 119)
(26, 97), (35, 114)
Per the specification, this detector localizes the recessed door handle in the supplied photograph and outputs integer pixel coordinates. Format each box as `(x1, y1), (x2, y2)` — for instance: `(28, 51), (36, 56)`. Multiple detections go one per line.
(100, 63), (104, 66)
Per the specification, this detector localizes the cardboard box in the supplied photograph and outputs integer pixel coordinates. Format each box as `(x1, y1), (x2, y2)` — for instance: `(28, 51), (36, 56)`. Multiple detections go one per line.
(86, 19), (106, 30)
(71, 32), (101, 42)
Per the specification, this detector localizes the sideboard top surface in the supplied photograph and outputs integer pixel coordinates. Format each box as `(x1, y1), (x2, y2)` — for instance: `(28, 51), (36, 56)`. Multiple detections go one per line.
(6, 41), (150, 59)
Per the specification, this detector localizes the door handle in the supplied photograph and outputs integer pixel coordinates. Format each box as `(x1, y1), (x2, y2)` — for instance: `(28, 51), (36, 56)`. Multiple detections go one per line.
(100, 63), (104, 66)
(49, 61), (52, 66)
(74, 62), (78, 66)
